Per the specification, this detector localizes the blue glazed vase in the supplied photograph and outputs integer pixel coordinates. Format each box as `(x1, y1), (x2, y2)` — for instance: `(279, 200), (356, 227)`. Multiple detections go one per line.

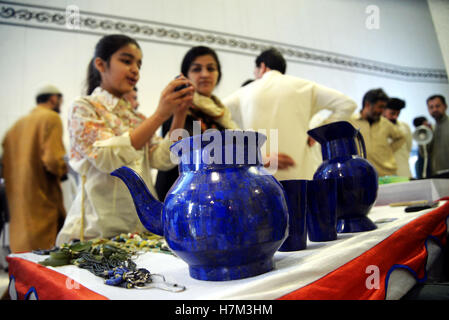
(308, 121), (378, 233)
(111, 130), (288, 281)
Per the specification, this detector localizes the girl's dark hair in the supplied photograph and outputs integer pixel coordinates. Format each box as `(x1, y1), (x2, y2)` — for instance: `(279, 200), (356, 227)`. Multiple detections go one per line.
(86, 34), (140, 95)
(181, 46), (222, 84)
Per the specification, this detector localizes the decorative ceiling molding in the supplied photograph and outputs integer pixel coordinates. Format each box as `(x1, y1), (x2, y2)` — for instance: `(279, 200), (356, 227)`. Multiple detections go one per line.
(1, 0), (447, 83)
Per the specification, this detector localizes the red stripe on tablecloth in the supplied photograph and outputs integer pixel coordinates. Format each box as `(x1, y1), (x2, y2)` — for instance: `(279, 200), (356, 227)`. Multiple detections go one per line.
(7, 257), (108, 300)
(279, 198), (449, 300)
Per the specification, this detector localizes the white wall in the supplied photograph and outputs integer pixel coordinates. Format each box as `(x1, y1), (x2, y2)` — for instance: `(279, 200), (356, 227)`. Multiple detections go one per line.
(0, 0), (448, 155)
(428, 0), (449, 75)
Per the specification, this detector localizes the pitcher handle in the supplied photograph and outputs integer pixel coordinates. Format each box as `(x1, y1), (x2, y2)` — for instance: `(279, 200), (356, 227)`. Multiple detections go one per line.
(356, 129), (367, 159)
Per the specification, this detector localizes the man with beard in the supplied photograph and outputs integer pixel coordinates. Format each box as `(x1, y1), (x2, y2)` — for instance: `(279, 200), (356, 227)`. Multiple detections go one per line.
(350, 88), (405, 177)
(426, 95), (449, 177)
(2, 84), (67, 252)
(382, 98), (412, 177)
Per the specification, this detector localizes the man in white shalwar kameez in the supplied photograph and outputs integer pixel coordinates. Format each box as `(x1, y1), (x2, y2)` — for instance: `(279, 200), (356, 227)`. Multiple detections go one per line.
(223, 48), (357, 181)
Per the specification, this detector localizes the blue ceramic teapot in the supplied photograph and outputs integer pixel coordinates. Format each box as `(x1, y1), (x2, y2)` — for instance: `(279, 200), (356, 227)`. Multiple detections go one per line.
(308, 121), (378, 233)
(111, 130), (288, 281)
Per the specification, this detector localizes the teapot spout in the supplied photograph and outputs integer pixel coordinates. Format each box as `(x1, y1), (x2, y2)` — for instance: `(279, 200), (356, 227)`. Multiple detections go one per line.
(110, 166), (164, 236)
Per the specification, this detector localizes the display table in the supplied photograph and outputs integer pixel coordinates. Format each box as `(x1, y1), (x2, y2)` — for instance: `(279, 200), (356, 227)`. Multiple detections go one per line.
(6, 198), (449, 300)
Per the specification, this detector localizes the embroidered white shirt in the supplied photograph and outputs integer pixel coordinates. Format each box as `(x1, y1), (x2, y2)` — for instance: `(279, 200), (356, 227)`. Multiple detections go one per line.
(56, 87), (175, 245)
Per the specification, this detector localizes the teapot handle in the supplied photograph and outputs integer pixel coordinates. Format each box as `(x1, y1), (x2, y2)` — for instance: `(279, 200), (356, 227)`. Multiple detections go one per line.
(356, 129), (367, 159)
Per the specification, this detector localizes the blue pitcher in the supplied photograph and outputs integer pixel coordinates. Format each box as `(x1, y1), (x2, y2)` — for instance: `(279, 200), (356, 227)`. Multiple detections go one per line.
(111, 130), (288, 281)
(308, 121), (378, 233)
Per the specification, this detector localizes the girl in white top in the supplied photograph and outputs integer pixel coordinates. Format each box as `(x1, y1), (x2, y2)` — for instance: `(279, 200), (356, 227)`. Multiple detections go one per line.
(56, 34), (194, 245)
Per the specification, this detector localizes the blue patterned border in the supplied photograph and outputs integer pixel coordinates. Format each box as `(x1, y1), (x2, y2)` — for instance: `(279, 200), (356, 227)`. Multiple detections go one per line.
(1, 0), (447, 83)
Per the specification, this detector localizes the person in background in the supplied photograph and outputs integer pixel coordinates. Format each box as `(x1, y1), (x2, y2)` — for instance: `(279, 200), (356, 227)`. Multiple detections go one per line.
(228, 79), (254, 129)
(223, 47), (357, 180)
(382, 98), (412, 177)
(426, 94), (449, 177)
(412, 116), (432, 179)
(155, 46), (238, 201)
(123, 86), (139, 110)
(56, 34), (194, 245)
(350, 88), (405, 177)
(413, 116), (432, 129)
(2, 84), (67, 252)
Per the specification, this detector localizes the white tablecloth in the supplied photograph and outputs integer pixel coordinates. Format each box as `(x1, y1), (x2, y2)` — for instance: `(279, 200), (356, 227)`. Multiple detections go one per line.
(8, 202), (449, 300)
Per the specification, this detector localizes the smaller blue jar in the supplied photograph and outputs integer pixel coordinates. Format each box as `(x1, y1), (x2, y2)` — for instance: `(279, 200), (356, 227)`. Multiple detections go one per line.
(308, 121), (378, 233)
